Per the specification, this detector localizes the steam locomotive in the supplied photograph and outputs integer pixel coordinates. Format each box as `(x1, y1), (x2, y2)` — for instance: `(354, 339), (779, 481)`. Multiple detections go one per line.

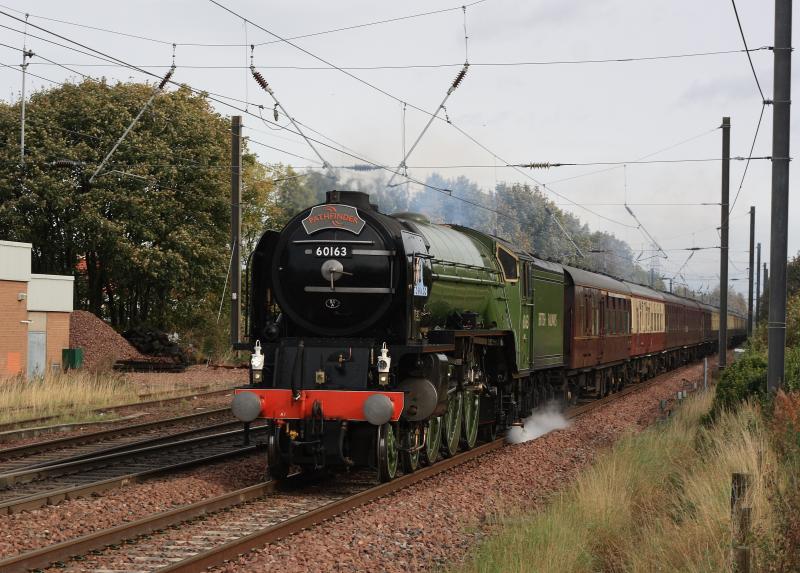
(231, 190), (746, 481)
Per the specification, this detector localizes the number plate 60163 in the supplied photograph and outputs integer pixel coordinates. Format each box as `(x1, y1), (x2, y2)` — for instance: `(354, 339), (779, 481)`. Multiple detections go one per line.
(313, 245), (351, 258)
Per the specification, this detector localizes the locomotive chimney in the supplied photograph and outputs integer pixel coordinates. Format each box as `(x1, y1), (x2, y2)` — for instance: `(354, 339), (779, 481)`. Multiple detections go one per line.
(326, 190), (375, 211)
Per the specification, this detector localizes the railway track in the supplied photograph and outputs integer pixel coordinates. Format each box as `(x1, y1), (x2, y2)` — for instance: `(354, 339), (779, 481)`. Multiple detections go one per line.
(0, 387), (236, 438)
(0, 408), (234, 474)
(0, 372), (691, 573)
(0, 425), (265, 516)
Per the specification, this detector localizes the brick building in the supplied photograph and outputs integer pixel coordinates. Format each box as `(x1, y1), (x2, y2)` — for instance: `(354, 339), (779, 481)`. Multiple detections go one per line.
(0, 240), (74, 378)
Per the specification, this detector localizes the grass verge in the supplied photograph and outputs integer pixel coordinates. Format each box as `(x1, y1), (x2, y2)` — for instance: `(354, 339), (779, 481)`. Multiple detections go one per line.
(0, 371), (140, 426)
(457, 389), (799, 572)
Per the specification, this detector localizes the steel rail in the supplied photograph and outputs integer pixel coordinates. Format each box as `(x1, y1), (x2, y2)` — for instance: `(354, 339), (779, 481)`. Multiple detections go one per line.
(0, 427), (265, 515)
(0, 364), (694, 573)
(0, 425), (251, 487)
(0, 407), (231, 462)
(0, 417), (239, 477)
(0, 481), (281, 573)
(0, 387), (236, 436)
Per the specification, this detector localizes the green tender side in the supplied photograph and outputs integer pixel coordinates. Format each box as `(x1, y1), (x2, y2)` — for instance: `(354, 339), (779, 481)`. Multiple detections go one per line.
(531, 261), (565, 369)
(397, 215), (565, 373)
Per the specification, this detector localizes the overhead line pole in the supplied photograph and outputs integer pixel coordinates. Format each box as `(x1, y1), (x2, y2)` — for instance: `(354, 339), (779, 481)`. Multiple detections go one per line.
(19, 46), (33, 164)
(756, 242), (762, 325)
(747, 206), (755, 336)
(719, 117), (731, 371)
(768, 0), (792, 392)
(230, 115), (242, 349)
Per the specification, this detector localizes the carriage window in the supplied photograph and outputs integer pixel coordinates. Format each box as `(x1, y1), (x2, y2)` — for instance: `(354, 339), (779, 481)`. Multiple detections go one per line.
(497, 246), (519, 282)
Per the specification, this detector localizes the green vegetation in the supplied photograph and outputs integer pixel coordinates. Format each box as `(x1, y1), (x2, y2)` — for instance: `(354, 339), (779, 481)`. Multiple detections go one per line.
(711, 255), (800, 417)
(457, 390), (800, 573)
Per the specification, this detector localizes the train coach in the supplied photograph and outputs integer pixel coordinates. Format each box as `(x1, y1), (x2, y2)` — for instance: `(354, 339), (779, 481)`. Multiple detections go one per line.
(231, 190), (746, 481)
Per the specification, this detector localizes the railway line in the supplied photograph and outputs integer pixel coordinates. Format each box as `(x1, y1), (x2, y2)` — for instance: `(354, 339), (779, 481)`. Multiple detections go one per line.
(0, 387), (236, 439)
(0, 425), (265, 515)
(0, 408), (235, 474)
(0, 371), (691, 573)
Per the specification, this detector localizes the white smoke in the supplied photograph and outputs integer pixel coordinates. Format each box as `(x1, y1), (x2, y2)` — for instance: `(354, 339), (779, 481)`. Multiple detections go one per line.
(506, 403), (570, 444)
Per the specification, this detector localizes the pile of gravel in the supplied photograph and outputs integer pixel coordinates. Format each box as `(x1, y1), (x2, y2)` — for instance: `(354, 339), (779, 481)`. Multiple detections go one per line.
(69, 310), (146, 371)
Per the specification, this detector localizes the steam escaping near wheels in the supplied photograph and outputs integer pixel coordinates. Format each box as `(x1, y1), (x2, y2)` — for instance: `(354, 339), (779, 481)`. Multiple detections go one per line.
(506, 403), (570, 444)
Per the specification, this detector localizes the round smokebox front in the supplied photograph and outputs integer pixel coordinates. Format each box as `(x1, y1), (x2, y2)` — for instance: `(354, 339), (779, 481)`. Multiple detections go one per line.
(272, 203), (396, 336)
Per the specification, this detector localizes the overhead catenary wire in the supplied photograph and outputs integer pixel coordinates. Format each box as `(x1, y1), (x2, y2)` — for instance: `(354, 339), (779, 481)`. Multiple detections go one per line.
(0, 58), (65, 86)
(16, 48), (771, 70)
(88, 62), (175, 182)
(671, 251), (696, 280)
(729, 0), (766, 102)
(543, 126), (720, 186)
(385, 62), (469, 188)
(625, 204), (667, 259)
(0, 7), (732, 234)
(0, 7), (667, 248)
(0, 11), (530, 230)
(0, 1), (490, 48)
(202, 0), (641, 231)
(250, 46), (331, 168)
(724, 0), (770, 220)
(516, 156), (771, 168)
(728, 102), (767, 214)
(0, 40), (91, 81)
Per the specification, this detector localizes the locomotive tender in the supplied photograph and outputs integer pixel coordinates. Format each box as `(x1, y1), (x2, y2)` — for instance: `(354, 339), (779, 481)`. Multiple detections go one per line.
(231, 190), (746, 481)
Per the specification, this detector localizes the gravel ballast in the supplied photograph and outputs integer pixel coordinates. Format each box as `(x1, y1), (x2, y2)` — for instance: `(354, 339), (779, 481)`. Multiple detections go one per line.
(0, 360), (712, 570)
(216, 361), (713, 573)
(0, 454), (266, 557)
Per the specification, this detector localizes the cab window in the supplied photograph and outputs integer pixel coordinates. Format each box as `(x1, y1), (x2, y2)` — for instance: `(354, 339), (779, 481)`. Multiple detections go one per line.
(497, 245), (519, 282)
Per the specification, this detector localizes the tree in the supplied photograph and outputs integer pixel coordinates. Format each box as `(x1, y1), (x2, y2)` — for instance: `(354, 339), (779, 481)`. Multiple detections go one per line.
(0, 79), (231, 332)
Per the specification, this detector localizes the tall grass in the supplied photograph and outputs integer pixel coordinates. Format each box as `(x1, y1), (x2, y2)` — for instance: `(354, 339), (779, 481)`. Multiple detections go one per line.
(0, 371), (140, 425)
(459, 391), (782, 573)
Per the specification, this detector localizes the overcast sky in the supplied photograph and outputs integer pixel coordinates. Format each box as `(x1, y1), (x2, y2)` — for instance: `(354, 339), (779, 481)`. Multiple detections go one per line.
(0, 0), (794, 296)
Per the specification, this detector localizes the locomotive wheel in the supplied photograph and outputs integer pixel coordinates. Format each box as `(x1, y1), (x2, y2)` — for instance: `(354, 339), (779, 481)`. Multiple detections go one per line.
(377, 423), (398, 482)
(266, 426), (289, 480)
(441, 391), (463, 458)
(400, 425), (421, 473)
(421, 416), (441, 466)
(461, 389), (480, 450)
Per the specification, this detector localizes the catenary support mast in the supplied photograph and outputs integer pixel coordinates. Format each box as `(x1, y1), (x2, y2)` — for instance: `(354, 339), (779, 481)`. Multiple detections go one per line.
(767, 0), (792, 392)
(230, 115), (242, 347)
(747, 206), (755, 336)
(719, 117), (731, 370)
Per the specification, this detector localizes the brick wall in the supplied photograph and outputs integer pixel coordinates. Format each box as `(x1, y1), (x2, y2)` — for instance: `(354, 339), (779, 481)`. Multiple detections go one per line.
(46, 312), (70, 370)
(0, 281), (27, 377)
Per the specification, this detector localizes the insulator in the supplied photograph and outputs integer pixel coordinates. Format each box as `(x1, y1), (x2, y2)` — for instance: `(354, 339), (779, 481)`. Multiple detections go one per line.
(348, 164), (380, 171)
(451, 64), (469, 90)
(250, 65), (269, 91)
(523, 162), (552, 169)
(158, 65), (175, 90)
(51, 159), (82, 168)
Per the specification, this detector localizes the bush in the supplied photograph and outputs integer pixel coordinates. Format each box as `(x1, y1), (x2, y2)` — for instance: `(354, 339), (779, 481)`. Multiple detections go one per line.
(712, 347), (768, 417)
(710, 344), (800, 419)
